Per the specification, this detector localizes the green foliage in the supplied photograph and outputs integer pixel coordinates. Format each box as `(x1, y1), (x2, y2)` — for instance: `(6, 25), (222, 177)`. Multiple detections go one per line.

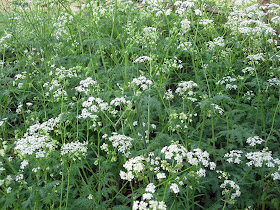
(0, 0), (280, 209)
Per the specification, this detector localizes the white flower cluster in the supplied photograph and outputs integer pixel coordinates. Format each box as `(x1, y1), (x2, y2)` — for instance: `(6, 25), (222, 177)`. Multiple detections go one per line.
(142, 27), (158, 44)
(120, 143), (216, 192)
(78, 97), (108, 119)
(241, 67), (255, 74)
(120, 156), (145, 181)
(224, 150), (243, 164)
(199, 19), (213, 25)
(174, 0), (195, 15)
(208, 37), (225, 49)
(163, 89), (174, 100)
(133, 182), (167, 210)
(75, 77), (97, 93)
(243, 90), (255, 100)
(271, 16), (280, 24)
(226, 5), (276, 38)
(186, 148), (216, 170)
(211, 103), (224, 115)
(110, 97), (131, 107)
(181, 19), (191, 32)
(161, 143), (187, 163)
(14, 134), (57, 158)
(0, 162), (5, 173)
(247, 53), (265, 63)
(61, 141), (88, 157)
(13, 72), (26, 88)
(43, 80), (66, 99)
(133, 200), (167, 210)
(43, 80), (59, 91)
(108, 133), (134, 157)
(195, 9), (202, 15)
(78, 109), (98, 120)
(53, 88), (67, 98)
(267, 78), (280, 87)
(131, 76), (153, 91)
(49, 66), (77, 80)
(177, 42), (192, 51)
(52, 13), (73, 39)
(245, 148), (275, 167)
(170, 183), (180, 193)
(27, 116), (60, 135)
(145, 152), (161, 173)
(0, 118), (7, 127)
(217, 76), (238, 90)
(220, 180), (241, 202)
(145, 183), (156, 193)
(20, 160), (29, 170)
(271, 171), (280, 181)
(246, 136), (264, 146)
(0, 32), (12, 49)
(239, 20), (275, 37)
(16, 103), (23, 114)
(134, 56), (152, 63)
(175, 80), (198, 101)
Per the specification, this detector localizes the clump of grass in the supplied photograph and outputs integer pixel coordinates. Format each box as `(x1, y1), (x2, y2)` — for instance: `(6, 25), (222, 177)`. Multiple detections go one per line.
(0, 0), (280, 209)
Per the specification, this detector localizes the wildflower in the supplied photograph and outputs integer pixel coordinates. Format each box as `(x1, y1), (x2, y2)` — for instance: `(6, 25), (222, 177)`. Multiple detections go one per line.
(247, 53), (265, 63)
(177, 42), (192, 51)
(15, 134), (57, 156)
(195, 9), (202, 16)
(15, 174), (23, 181)
(131, 76), (153, 91)
(217, 76), (238, 90)
(224, 150), (243, 164)
(161, 142), (187, 163)
(0, 118), (7, 127)
(100, 143), (109, 152)
(108, 133), (134, 157)
(197, 168), (206, 177)
(77, 109), (98, 119)
(175, 81), (198, 100)
(271, 172), (280, 180)
(75, 77), (97, 93)
(16, 103), (23, 114)
(110, 97), (131, 107)
(88, 194), (93, 200)
(156, 172), (166, 179)
(32, 167), (40, 173)
(142, 193), (153, 200)
(170, 183), (180, 193)
(220, 180), (241, 201)
(61, 141), (88, 156)
(211, 103), (224, 115)
(181, 19), (191, 29)
(267, 78), (280, 86)
(243, 91), (255, 100)
(242, 67), (255, 74)
(163, 89), (174, 100)
(133, 201), (148, 210)
(134, 56), (152, 63)
(246, 136), (264, 146)
(246, 148), (274, 167)
(145, 183), (156, 193)
(20, 160), (29, 170)
(199, 19), (213, 25)
(7, 187), (12, 193)
(208, 37), (225, 49)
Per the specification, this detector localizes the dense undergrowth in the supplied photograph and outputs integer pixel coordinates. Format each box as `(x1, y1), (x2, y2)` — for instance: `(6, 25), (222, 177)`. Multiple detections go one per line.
(0, 0), (280, 209)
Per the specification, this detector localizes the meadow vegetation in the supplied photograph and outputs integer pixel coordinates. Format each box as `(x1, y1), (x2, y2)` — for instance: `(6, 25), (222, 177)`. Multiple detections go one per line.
(0, 0), (280, 209)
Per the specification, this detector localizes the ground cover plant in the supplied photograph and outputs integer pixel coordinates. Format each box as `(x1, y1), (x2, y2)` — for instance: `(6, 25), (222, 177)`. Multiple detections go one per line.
(0, 0), (280, 209)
